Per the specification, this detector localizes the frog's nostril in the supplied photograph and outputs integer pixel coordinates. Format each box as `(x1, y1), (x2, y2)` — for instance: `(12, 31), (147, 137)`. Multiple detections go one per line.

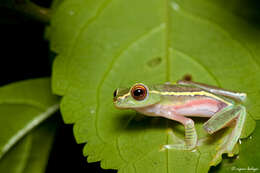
(113, 97), (117, 102)
(113, 89), (118, 98)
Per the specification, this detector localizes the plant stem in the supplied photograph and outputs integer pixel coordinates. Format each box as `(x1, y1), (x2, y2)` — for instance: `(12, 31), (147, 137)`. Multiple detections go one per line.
(14, 0), (51, 24)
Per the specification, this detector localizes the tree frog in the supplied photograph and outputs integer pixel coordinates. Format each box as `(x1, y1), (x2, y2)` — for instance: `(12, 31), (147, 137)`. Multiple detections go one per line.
(113, 80), (247, 154)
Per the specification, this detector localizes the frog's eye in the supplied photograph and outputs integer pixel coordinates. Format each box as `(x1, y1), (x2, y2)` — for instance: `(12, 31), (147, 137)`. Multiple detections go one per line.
(131, 84), (148, 101)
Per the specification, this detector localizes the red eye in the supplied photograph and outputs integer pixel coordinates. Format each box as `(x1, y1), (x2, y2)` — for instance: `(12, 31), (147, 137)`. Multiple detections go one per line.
(131, 84), (148, 101)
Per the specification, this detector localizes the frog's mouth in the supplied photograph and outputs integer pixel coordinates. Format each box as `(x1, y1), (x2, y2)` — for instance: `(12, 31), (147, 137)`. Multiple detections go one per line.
(113, 99), (135, 109)
(113, 102), (127, 109)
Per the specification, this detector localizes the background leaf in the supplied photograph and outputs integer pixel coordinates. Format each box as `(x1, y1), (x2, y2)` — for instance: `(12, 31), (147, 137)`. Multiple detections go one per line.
(0, 78), (59, 158)
(49, 0), (260, 172)
(0, 117), (57, 173)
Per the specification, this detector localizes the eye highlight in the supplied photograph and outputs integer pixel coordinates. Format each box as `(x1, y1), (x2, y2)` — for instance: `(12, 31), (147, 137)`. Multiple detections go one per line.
(130, 84), (148, 101)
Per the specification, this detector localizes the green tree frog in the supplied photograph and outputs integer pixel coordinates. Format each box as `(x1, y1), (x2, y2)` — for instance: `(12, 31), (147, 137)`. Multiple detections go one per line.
(113, 80), (247, 155)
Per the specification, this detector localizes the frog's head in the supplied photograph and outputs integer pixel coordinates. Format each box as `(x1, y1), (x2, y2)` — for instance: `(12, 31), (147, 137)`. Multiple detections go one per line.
(113, 83), (161, 109)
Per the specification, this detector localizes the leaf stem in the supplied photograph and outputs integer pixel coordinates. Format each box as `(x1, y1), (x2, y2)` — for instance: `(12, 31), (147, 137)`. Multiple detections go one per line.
(13, 0), (51, 24)
(0, 104), (59, 159)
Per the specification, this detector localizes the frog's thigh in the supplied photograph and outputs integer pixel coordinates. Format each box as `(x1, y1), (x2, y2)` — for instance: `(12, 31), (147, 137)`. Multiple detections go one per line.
(204, 105), (246, 152)
(203, 105), (235, 134)
(203, 105), (246, 134)
(225, 105), (246, 152)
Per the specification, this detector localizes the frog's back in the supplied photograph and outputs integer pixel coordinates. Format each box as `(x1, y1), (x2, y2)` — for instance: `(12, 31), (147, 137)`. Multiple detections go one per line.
(151, 83), (231, 117)
(153, 83), (231, 102)
(154, 84), (208, 102)
(154, 83), (203, 92)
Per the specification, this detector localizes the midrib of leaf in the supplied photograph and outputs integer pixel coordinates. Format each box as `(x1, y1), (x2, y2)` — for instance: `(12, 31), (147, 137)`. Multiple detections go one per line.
(0, 104), (59, 158)
(164, 0), (170, 172)
(165, 0), (171, 82)
(195, 151), (201, 173)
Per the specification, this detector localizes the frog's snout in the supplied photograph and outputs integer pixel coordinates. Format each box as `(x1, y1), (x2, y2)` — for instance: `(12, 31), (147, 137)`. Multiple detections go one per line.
(113, 97), (123, 109)
(113, 89), (118, 98)
(113, 88), (123, 105)
(113, 89), (118, 102)
(113, 87), (132, 109)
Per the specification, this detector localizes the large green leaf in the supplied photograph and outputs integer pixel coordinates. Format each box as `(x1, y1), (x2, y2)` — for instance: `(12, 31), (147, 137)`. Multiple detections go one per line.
(0, 78), (59, 158)
(0, 117), (57, 173)
(49, 0), (260, 172)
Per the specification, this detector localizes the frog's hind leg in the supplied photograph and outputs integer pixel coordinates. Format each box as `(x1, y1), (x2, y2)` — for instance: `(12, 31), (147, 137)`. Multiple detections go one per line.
(203, 105), (246, 154)
(163, 115), (197, 150)
(177, 80), (247, 102)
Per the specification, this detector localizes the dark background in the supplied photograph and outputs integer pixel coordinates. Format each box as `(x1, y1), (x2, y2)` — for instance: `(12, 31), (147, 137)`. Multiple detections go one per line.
(0, 1), (116, 172)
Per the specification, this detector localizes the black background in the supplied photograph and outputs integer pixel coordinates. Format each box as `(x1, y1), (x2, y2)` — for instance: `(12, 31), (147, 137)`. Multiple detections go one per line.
(0, 1), (116, 172)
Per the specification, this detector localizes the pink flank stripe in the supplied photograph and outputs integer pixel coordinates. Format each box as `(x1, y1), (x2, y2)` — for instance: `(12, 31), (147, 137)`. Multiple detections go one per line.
(173, 99), (225, 117)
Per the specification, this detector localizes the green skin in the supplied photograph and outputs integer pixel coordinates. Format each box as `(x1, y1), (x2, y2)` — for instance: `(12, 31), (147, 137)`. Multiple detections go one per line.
(113, 80), (247, 158)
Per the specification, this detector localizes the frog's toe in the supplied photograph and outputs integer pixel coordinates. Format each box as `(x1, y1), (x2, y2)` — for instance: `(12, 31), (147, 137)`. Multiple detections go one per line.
(210, 143), (239, 166)
(227, 143), (239, 157)
(161, 144), (196, 151)
(203, 124), (214, 134)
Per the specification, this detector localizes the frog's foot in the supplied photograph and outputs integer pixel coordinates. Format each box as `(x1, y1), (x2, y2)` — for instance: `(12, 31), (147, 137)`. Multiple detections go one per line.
(205, 105), (246, 165)
(160, 115), (198, 151)
(163, 121), (198, 151)
(210, 143), (239, 166)
(161, 143), (196, 151)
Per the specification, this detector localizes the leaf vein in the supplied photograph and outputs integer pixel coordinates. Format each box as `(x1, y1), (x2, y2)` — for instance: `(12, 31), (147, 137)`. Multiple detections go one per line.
(170, 1), (260, 69)
(173, 48), (222, 87)
(116, 136), (127, 163)
(133, 163), (138, 173)
(65, 0), (113, 93)
(195, 149), (201, 173)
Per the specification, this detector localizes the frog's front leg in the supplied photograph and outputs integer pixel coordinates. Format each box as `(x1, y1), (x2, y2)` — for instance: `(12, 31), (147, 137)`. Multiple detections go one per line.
(203, 105), (246, 155)
(163, 114), (197, 150)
